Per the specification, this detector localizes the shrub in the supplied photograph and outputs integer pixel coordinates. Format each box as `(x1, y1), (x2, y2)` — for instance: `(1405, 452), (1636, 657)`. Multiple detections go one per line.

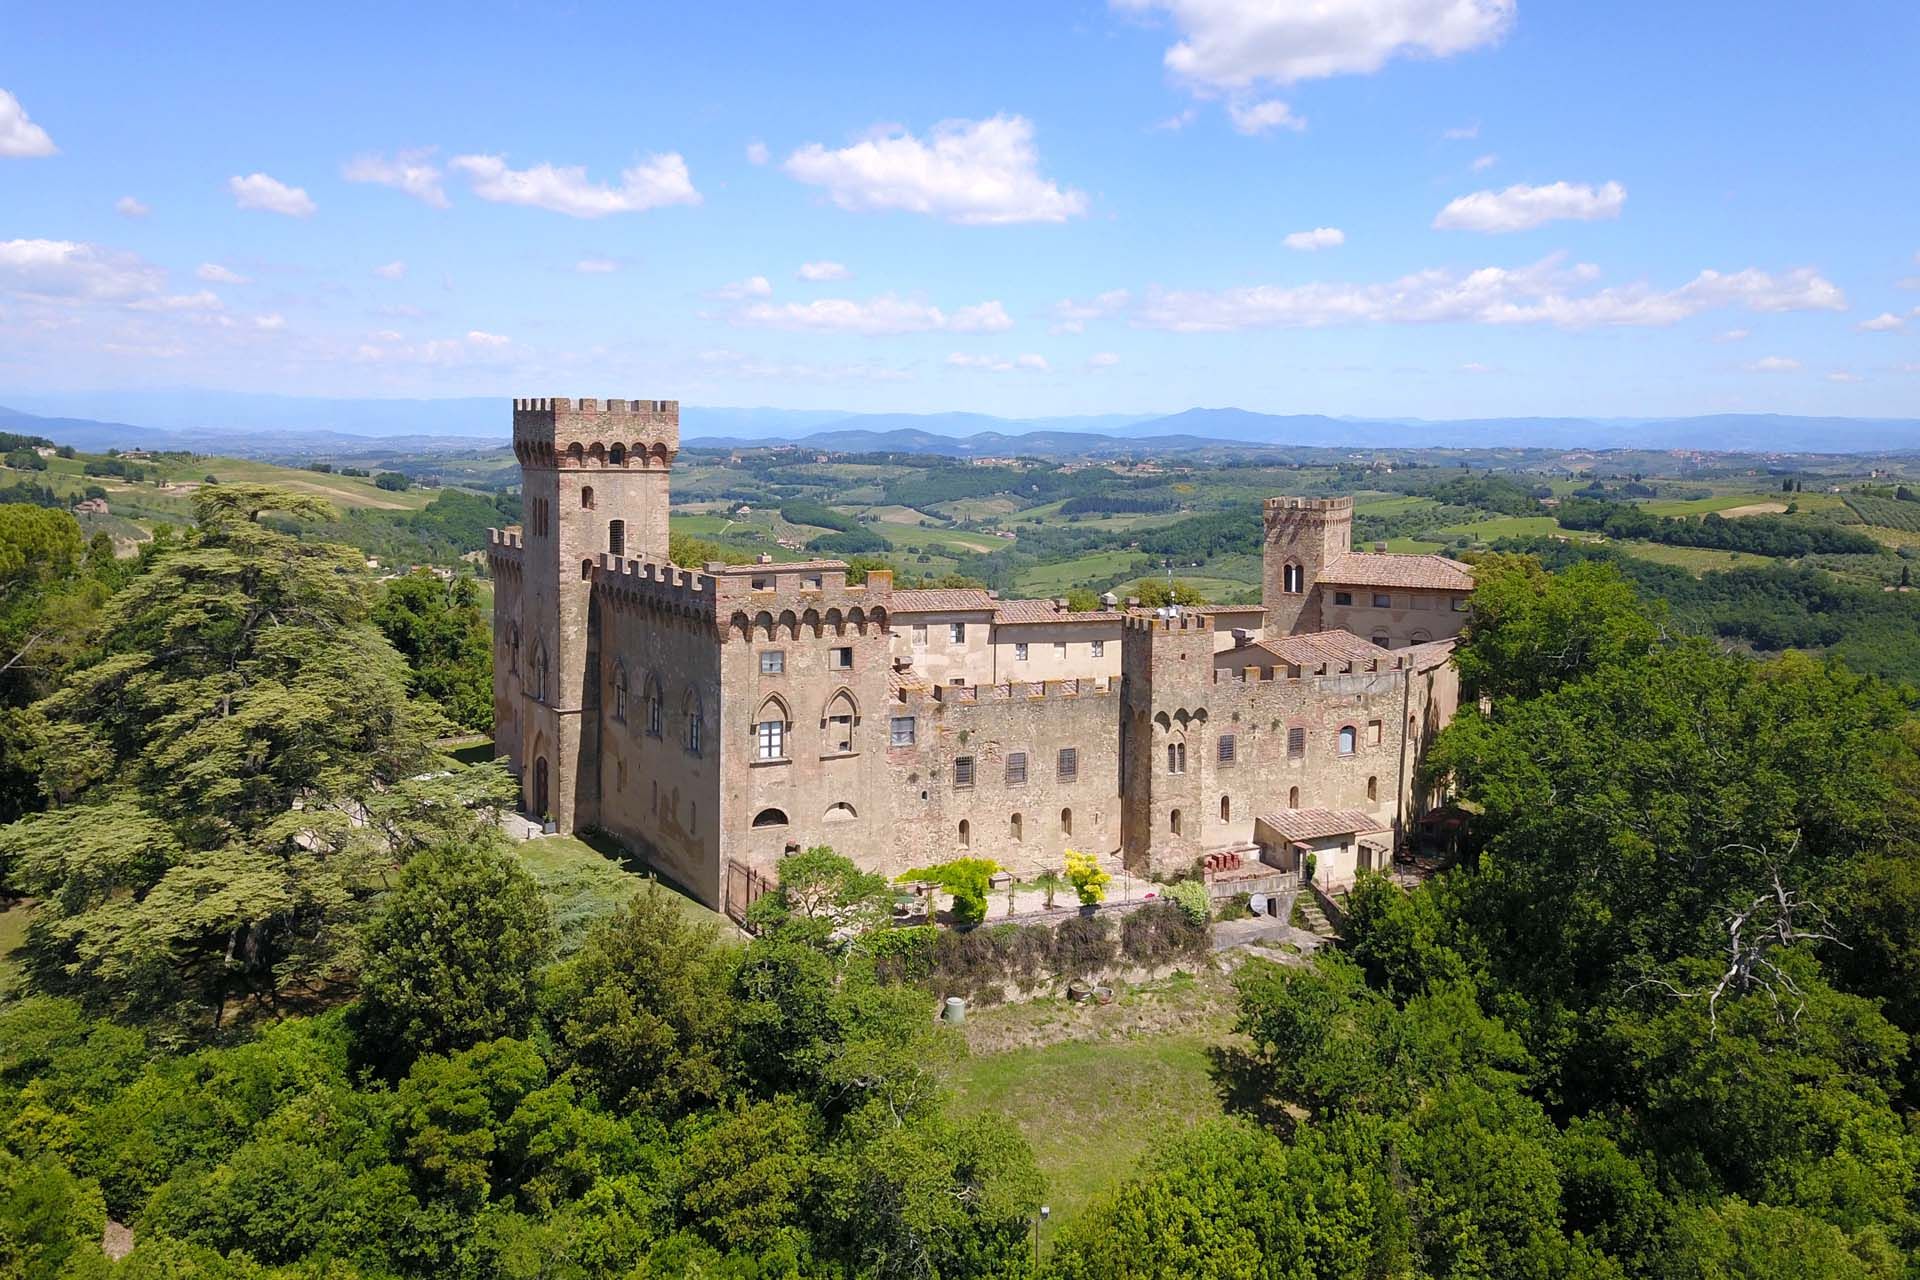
(1167, 880), (1211, 927)
(1063, 849), (1111, 906)
(1122, 903), (1209, 964)
(900, 858), (1001, 928)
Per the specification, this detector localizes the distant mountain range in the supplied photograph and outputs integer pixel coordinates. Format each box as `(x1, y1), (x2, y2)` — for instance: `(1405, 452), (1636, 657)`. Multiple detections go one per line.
(3, 393), (1918, 457)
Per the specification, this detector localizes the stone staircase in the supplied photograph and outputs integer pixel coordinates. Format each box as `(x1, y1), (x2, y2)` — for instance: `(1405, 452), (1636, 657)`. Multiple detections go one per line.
(1293, 890), (1338, 940)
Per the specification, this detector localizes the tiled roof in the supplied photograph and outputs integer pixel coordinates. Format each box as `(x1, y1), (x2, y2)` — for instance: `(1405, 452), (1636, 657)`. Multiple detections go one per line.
(1318, 553), (1474, 591)
(993, 599), (1127, 624)
(888, 666), (929, 699)
(707, 559), (850, 575)
(889, 588), (998, 613)
(1247, 629), (1393, 668)
(1256, 808), (1390, 843)
(1398, 637), (1459, 670)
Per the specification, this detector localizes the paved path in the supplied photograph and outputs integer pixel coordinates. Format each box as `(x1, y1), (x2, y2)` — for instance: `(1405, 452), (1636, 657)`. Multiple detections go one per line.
(1211, 909), (1324, 957)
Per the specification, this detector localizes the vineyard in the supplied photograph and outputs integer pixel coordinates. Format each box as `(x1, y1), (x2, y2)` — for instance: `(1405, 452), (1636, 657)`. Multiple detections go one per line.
(1845, 493), (1920, 532)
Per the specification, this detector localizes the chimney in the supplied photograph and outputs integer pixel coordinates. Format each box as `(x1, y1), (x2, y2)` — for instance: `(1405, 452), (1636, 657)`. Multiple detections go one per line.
(757, 553), (774, 564)
(1374, 541), (1387, 552)
(1052, 597), (1067, 611)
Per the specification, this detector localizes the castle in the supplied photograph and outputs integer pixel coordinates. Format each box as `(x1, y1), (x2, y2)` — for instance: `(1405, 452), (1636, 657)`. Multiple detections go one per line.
(487, 397), (1469, 915)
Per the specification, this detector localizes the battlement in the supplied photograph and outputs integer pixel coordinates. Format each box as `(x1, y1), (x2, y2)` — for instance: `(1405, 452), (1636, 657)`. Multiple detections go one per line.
(1263, 495), (1354, 515)
(487, 527), (523, 554)
(594, 554), (718, 620)
(707, 558), (894, 612)
(1122, 611), (1216, 634)
(1213, 654), (1404, 684)
(924, 677), (1115, 704)
(512, 395), (680, 465)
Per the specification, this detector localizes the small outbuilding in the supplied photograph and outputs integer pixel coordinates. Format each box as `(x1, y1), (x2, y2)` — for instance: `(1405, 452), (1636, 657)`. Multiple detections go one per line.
(1254, 807), (1391, 889)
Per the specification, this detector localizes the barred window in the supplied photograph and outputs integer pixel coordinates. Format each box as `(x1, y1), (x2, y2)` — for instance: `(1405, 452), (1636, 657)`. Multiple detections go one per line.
(890, 715), (916, 747)
(1057, 747), (1078, 781)
(1090, 639), (1104, 658)
(1287, 726), (1306, 758)
(953, 755), (975, 789)
(1217, 733), (1236, 765)
(1006, 752), (1028, 785)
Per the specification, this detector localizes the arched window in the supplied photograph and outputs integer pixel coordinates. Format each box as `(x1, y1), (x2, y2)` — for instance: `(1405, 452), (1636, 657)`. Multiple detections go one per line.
(609, 443), (626, 466)
(581, 485), (595, 509)
(1283, 562), (1303, 594)
(958, 819), (971, 848)
(1372, 632), (1390, 648)
(1060, 807), (1073, 836)
(1410, 629), (1432, 645)
(1220, 794), (1231, 822)
(531, 643), (550, 703)
(1170, 808), (1183, 835)
(508, 622), (521, 673)
(823, 689), (858, 754)
(1288, 786), (1300, 809)
(1338, 724), (1357, 755)
(1010, 812), (1023, 842)
(611, 663), (629, 723)
(684, 687), (703, 756)
(644, 674), (664, 738)
(752, 808), (788, 828)
(825, 802), (857, 822)
(756, 696), (790, 760)
(608, 519), (625, 557)
(1166, 741), (1186, 774)
(582, 560), (594, 580)
(1367, 775), (1379, 802)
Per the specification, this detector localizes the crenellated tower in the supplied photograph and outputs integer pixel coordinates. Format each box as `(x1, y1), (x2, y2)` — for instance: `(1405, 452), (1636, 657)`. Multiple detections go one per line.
(503, 397), (678, 829)
(1119, 609), (1216, 877)
(1261, 496), (1352, 638)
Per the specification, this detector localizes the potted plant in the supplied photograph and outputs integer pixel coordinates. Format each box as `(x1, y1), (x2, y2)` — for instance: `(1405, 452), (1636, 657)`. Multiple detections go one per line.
(541, 812), (558, 835)
(1063, 850), (1111, 914)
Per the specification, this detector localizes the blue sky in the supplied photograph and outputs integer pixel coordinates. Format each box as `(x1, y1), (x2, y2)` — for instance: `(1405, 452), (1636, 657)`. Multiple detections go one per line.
(3, 0), (1918, 421)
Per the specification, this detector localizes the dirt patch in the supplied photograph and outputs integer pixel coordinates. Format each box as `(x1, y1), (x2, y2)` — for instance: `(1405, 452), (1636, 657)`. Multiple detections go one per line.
(102, 1220), (133, 1261)
(1717, 502), (1789, 517)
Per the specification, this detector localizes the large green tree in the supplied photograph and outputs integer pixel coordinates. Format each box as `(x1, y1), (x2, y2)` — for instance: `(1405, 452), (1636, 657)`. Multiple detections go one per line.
(372, 570), (493, 731)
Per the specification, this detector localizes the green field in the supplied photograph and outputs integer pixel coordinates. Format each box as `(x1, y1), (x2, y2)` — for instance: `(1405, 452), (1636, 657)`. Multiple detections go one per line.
(513, 834), (732, 953)
(1638, 493), (1788, 517)
(945, 1029), (1224, 1225)
(1612, 541), (1768, 573)
(1012, 549), (1149, 596)
(1436, 514), (1571, 542)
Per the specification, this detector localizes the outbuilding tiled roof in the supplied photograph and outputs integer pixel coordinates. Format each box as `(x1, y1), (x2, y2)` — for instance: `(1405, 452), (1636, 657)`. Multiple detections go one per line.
(993, 599), (1127, 624)
(1256, 808), (1390, 843)
(1318, 553), (1474, 592)
(1244, 629), (1394, 668)
(889, 588), (998, 613)
(1398, 637), (1460, 671)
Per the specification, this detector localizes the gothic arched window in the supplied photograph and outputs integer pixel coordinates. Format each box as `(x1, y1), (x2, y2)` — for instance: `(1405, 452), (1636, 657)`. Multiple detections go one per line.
(644, 673), (664, 738)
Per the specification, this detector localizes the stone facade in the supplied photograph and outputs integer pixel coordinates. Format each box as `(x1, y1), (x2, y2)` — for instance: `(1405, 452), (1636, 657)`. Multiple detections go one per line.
(488, 396), (1472, 910)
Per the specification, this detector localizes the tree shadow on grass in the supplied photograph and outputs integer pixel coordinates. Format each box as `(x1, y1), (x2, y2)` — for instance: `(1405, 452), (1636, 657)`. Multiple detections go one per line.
(1206, 1042), (1301, 1137)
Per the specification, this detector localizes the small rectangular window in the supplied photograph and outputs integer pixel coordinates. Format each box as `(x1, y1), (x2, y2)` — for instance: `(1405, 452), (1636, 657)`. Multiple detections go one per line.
(751, 575), (774, 591)
(1057, 747), (1078, 781)
(1217, 733), (1236, 765)
(1367, 719), (1383, 745)
(1014, 642), (1029, 661)
(760, 650), (785, 675)
(1006, 752), (1028, 785)
(1054, 641), (1067, 658)
(828, 714), (853, 753)
(950, 622), (966, 644)
(912, 624), (928, 646)
(1287, 726), (1306, 758)
(608, 519), (625, 557)
(1412, 594), (1433, 611)
(953, 755), (975, 789)
(1452, 597), (1469, 612)
(1090, 639), (1104, 658)
(890, 715), (917, 746)
(1334, 591), (1353, 606)
(1373, 593), (1392, 609)
(831, 647), (852, 669)
(756, 720), (784, 760)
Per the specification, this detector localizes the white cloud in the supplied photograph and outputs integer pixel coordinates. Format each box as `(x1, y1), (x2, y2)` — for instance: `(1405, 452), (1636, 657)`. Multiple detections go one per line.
(1857, 312), (1905, 332)
(713, 275), (773, 300)
(449, 152), (700, 218)
(1443, 122), (1481, 140)
(196, 263), (250, 285)
(1459, 361), (1496, 374)
(115, 196), (150, 218)
(465, 329), (510, 347)
(1119, 0), (1515, 89)
(1228, 99), (1305, 134)
(373, 260), (408, 280)
(1826, 370), (1863, 383)
(1747, 355), (1801, 373)
(576, 258), (620, 274)
(697, 347), (915, 384)
(783, 115), (1085, 225)
(732, 293), (1013, 335)
(947, 351), (1050, 373)
(254, 313), (286, 331)
(342, 149), (448, 208)
(1153, 107), (1201, 131)
(355, 329), (514, 366)
(228, 173), (317, 217)
(745, 141), (770, 166)
(1132, 259), (1847, 331)
(127, 289), (224, 313)
(0, 238), (166, 302)
(1283, 226), (1345, 251)
(798, 260), (850, 281)
(1434, 181), (1625, 232)
(1086, 351), (1121, 370)
(1050, 289), (1132, 333)
(0, 89), (57, 157)
(1716, 328), (1751, 342)
(1471, 153), (1497, 172)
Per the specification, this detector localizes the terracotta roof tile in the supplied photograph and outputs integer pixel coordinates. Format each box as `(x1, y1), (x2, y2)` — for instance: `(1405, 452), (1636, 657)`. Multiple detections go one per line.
(993, 599), (1127, 624)
(1256, 808), (1390, 842)
(1243, 629), (1393, 668)
(889, 588), (998, 613)
(1319, 553), (1474, 591)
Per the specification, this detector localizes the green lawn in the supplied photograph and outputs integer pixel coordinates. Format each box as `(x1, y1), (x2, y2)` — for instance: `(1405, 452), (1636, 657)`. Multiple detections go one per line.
(946, 1030), (1223, 1225)
(513, 834), (732, 953)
